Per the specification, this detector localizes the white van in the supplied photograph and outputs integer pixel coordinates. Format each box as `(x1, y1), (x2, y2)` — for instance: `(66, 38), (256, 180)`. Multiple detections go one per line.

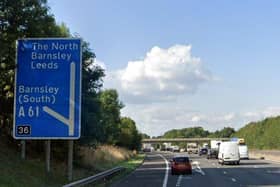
(218, 142), (240, 165)
(239, 145), (249, 159)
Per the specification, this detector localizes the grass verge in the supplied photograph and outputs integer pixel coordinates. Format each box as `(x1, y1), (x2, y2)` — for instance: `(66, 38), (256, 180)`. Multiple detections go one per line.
(0, 140), (144, 187)
(92, 153), (145, 187)
(0, 141), (67, 187)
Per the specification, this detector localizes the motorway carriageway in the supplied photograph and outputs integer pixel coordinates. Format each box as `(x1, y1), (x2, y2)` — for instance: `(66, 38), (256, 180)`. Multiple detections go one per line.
(111, 151), (280, 187)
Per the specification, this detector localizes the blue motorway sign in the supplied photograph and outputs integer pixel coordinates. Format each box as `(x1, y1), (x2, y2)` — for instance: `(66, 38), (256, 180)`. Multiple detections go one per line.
(13, 38), (82, 139)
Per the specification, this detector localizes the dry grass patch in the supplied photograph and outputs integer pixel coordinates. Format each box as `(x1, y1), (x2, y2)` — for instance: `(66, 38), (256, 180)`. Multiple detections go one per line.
(79, 145), (136, 171)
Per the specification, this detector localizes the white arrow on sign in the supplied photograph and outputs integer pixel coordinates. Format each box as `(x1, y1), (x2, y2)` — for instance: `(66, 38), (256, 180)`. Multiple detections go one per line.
(43, 62), (76, 136)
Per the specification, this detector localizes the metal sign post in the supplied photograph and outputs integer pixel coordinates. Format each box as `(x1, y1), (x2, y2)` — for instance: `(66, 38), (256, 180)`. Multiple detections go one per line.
(21, 140), (26, 160)
(68, 140), (74, 181)
(45, 140), (51, 173)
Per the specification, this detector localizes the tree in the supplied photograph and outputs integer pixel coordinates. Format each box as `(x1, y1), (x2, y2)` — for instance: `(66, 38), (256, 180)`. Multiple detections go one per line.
(140, 133), (150, 139)
(99, 89), (124, 144)
(0, 0), (69, 137)
(234, 116), (280, 149)
(80, 41), (105, 144)
(117, 117), (142, 150)
(162, 127), (210, 138)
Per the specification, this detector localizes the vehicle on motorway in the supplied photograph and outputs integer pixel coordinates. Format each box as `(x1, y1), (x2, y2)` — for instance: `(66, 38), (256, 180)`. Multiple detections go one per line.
(170, 156), (192, 175)
(239, 144), (249, 159)
(187, 143), (199, 154)
(202, 143), (209, 149)
(180, 148), (186, 152)
(210, 140), (222, 149)
(218, 141), (240, 165)
(238, 138), (245, 144)
(199, 148), (208, 156)
(207, 148), (218, 159)
(162, 142), (172, 151)
(172, 145), (180, 152)
(142, 147), (154, 152)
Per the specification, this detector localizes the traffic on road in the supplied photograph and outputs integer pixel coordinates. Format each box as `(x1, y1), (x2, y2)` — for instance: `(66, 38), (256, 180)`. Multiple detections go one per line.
(112, 139), (280, 187)
(111, 151), (280, 187)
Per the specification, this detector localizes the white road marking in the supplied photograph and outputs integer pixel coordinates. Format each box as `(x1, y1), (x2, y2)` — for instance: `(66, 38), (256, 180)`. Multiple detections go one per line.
(267, 170), (280, 174)
(231, 178), (237, 182)
(143, 161), (166, 165)
(136, 167), (167, 171)
(158, 154), (169, 187)
(176, 175), (183, 187)
(147, 154), (165, 157)
(223, 171), (227, 174)
(193, 161), (205, 176)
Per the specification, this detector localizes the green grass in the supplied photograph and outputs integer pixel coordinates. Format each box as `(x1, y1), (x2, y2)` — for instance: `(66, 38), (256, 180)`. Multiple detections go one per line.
(93, 153), (145, 187)
(119, 153), (145, 171)
(0, 141), (67, 187)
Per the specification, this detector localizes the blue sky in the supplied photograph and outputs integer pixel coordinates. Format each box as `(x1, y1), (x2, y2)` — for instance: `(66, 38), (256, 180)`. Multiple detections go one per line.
(48, 0), (280, 136)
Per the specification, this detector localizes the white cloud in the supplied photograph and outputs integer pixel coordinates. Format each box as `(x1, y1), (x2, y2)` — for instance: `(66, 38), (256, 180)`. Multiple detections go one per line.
(262, 107), (280, 117)
(105, 45), (213, 102)
(103, 44), (280, 136)
(89, 58), (107, 70)
(191, 115), (202, 122)
(243, 112), (259, 118)
(242, 107), (280, 122)
(223, 113), (235, 121)
(120, 103), (280, 136)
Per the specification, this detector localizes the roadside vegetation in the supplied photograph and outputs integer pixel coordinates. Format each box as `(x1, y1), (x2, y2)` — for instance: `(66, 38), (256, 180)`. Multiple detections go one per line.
(233, 116), (280, 150)
(0, 0), (144, 185)
(93, 153), (145, 187)
(0, 139), (144, 187)
(0, 140), (66, 187)
(159, 126), (235, 139)
(157, 116), (280, 150)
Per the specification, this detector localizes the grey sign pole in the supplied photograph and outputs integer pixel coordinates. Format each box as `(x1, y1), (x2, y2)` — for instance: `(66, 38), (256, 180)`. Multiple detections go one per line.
(45, 140), (51, 173)
(68, 140), (74, 181)
(21, 140), (26, 160)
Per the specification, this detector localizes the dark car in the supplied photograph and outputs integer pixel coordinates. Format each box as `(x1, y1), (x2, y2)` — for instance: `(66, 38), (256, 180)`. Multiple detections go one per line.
(207, 148), (218, 159)
(199, 148), (208, 156)
(142, 147), (152, 152)
(170, 156), (192, 175)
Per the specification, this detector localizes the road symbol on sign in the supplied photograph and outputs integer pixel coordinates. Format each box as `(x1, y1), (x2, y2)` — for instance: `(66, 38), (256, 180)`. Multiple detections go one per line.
(43, 62), (76, 136)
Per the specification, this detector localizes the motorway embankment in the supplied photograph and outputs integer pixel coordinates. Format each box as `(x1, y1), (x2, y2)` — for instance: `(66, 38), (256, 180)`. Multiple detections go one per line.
(249, 150), (280, 162)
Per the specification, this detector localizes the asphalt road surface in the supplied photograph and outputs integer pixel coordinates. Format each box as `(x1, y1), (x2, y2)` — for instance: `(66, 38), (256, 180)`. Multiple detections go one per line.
(111, 151), (280, 187)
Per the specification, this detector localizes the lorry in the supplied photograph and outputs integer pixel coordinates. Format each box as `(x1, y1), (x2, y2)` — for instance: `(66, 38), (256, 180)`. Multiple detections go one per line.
(237, 138), (249, 159)
(238, 144), (249, 159)
(171, 145), (180, 152)
(142, 143), (154, 152)
(187, 143), (198, 154)
(162, 142), (172, 151)
(210, 140), (222, 149)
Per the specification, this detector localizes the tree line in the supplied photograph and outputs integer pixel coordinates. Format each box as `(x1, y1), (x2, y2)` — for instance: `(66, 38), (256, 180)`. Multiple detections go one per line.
(160, 126), (235, 139)
(159, 116), (280, 150)
(233, 116), (280, 150)
(0, 0), (142, 151)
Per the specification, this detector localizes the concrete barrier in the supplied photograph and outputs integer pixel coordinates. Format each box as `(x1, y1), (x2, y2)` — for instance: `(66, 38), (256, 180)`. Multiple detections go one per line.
(249, 150), (280, 162)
